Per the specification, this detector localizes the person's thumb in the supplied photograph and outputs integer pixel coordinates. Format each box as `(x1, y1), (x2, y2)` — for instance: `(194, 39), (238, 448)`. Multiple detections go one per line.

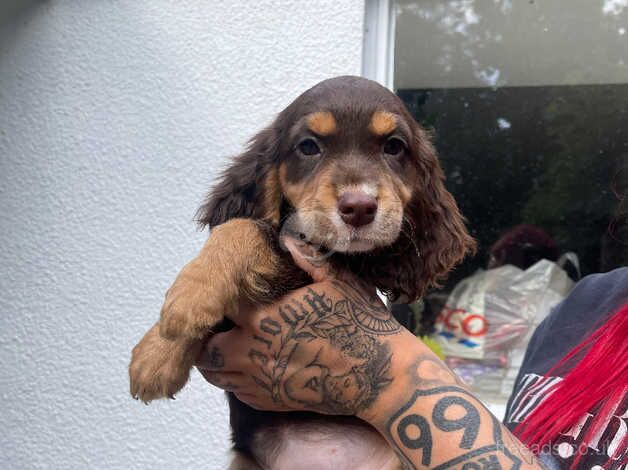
(282, 237), (334, 282)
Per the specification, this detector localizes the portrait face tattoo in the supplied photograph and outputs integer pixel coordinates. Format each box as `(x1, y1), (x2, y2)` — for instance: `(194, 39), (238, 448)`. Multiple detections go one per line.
(285, 362), (371, 414)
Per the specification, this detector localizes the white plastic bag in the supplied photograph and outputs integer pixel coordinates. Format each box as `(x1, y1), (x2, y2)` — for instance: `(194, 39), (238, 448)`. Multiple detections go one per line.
(434, 259), (574, 361)
(433, 260), (574, 401)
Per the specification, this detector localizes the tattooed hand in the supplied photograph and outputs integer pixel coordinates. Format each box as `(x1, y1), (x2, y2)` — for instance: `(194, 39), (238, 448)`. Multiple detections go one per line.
(196, 238), (405, 417)
(197, 238), (548, 469)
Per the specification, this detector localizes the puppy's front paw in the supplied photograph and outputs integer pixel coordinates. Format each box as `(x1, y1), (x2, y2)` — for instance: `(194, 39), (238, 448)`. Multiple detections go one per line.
(129, 323), (195, 402)
(159, 263), (220, 340)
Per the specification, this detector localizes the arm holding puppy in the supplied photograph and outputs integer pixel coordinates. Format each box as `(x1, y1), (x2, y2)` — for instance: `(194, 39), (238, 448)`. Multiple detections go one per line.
(198, 239), (545, 470)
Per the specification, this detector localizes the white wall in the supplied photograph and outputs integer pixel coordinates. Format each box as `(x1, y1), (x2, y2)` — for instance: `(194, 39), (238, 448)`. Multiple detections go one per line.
(0, 1), (364, 468)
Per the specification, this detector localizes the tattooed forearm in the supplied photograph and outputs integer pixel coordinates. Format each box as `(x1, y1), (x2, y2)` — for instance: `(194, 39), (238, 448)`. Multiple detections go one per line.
(247, 284), (400, 415)
(381, 354), (547, 469)
(386, 386), (522, 469)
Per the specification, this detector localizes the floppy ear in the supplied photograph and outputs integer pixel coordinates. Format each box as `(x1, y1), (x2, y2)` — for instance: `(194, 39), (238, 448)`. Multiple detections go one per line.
(408, 126), (476, 297)
(360, 127), (475, 303)
(196, 127), (283, 229)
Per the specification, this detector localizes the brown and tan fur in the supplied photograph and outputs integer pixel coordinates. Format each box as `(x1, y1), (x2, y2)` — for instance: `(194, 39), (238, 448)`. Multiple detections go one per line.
(129, 76), (475, 466)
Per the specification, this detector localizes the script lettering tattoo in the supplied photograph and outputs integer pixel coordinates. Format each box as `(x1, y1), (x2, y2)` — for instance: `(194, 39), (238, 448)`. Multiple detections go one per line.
(278, 301), (307, 328)
(303, 288), (333, 318)
(259, 318), (282, 336)
(248, 284), (401, 415)
(253, 334), (272, 350)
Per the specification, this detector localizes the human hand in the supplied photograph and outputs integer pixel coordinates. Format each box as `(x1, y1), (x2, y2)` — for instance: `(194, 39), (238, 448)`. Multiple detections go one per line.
(196, 238), (413, 421)
(196, 241), (548, 469)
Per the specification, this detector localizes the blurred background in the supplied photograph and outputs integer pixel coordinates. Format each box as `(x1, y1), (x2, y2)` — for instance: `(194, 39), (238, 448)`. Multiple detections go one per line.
(1, 1), (626, 469)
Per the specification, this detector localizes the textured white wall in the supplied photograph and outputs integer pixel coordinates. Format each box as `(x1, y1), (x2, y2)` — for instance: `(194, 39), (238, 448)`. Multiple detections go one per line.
(0, 1), (364, 468)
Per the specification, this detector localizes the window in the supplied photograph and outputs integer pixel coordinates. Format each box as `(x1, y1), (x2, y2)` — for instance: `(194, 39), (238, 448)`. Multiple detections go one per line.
(389, 0), (627, 289)
(366, 1), (628, 410)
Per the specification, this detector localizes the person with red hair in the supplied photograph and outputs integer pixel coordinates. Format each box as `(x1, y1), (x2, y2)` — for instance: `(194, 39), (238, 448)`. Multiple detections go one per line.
(505, 267), (627, 469)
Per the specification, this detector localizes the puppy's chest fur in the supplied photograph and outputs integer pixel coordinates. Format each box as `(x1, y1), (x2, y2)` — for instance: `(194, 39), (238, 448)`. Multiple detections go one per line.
(228, 395), (396, 469)
(231, 401), (399, 469)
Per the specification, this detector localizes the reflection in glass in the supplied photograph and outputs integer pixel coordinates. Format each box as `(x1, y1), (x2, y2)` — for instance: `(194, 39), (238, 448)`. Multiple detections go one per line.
(394, 0), (628, 288)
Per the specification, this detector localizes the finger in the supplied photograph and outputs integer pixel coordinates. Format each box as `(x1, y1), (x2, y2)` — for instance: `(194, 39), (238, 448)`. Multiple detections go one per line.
(195, 328), (247, 371)
(233, 391), (267, 409)
(199, 370), (284, 412)
(198, 369), (247, 392)
(233, 391), (291, 412)
(283, 237), (333, 282)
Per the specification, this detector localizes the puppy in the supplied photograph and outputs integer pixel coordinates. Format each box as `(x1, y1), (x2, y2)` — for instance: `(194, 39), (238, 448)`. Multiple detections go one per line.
(129, 76), (475, 468)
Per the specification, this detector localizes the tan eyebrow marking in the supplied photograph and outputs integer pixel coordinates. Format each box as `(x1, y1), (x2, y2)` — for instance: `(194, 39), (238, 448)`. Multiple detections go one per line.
(369, 111), (397, 136)
(306, 111), (337, 136)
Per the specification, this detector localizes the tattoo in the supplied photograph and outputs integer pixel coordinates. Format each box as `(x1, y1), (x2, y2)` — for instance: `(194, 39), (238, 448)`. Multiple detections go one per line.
(331, 280), (401, 335)
(208, 346), (225, 369)
(248, 284), (400, 415)
(384, 355), (535, 469)
(385, 352), (553, 470)
(386, 386), (522, 470)
(397, 413), (433, 466)
(432, 396), (480, 449)
(408, 354), (469, 389)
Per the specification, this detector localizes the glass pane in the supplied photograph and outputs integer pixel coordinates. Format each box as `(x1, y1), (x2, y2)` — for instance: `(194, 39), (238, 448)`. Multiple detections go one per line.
(394, 0), (628, 289)
(392, 1), (627, 403)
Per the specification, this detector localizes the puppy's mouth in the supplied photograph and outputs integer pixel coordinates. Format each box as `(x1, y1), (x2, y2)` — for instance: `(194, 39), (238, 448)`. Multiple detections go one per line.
(331, 225), (392, 253)
(280, 209), (402, 255)
(337, 227), (381, 253)
(345, 238), (376, 252)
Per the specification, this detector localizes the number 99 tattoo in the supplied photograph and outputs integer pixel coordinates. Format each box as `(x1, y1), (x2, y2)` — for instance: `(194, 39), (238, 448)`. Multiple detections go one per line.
(395, 395), (479, 467)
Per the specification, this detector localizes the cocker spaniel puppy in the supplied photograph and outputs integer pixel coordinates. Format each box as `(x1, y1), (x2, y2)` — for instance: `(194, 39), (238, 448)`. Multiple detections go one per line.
(129, 76), (475, 468)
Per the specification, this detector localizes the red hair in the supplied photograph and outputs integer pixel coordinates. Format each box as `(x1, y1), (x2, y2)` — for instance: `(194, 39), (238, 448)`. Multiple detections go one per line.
(489, 224), (559, 270)
(514, 302), (628, 469)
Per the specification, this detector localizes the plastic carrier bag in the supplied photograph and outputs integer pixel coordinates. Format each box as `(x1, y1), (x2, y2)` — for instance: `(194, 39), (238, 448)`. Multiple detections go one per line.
(433, 259), (574, 401)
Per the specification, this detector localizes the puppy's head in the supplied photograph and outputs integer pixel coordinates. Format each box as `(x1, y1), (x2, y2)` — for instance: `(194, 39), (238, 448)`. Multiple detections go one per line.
(198, 76), (475, 300)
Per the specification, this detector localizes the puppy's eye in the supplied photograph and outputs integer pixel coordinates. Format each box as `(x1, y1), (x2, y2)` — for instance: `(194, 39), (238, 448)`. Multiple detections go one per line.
(383, 137), (406, 156)
(297, 138), (321, 156)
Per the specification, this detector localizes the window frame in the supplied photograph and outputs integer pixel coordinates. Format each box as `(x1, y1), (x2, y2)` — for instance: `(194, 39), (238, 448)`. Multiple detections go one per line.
(362, 0), (396, 90)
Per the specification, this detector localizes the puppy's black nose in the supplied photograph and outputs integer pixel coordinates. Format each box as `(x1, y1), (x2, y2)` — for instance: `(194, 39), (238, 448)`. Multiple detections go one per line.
(338, 192), (377, 227)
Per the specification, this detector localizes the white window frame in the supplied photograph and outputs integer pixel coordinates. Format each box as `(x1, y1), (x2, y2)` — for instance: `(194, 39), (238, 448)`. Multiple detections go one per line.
(362, 0), (396, 90)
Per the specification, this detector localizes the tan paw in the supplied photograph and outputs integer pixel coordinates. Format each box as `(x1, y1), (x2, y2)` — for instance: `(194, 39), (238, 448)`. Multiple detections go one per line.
(129, 323), (198, 402)
(159, 262), (225, 340)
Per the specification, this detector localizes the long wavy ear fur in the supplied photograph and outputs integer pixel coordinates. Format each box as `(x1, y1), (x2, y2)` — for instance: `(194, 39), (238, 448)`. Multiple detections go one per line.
(410, 126), (476, 296)
(365, 126), (476, 302)
(196, 127), (282, 229)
